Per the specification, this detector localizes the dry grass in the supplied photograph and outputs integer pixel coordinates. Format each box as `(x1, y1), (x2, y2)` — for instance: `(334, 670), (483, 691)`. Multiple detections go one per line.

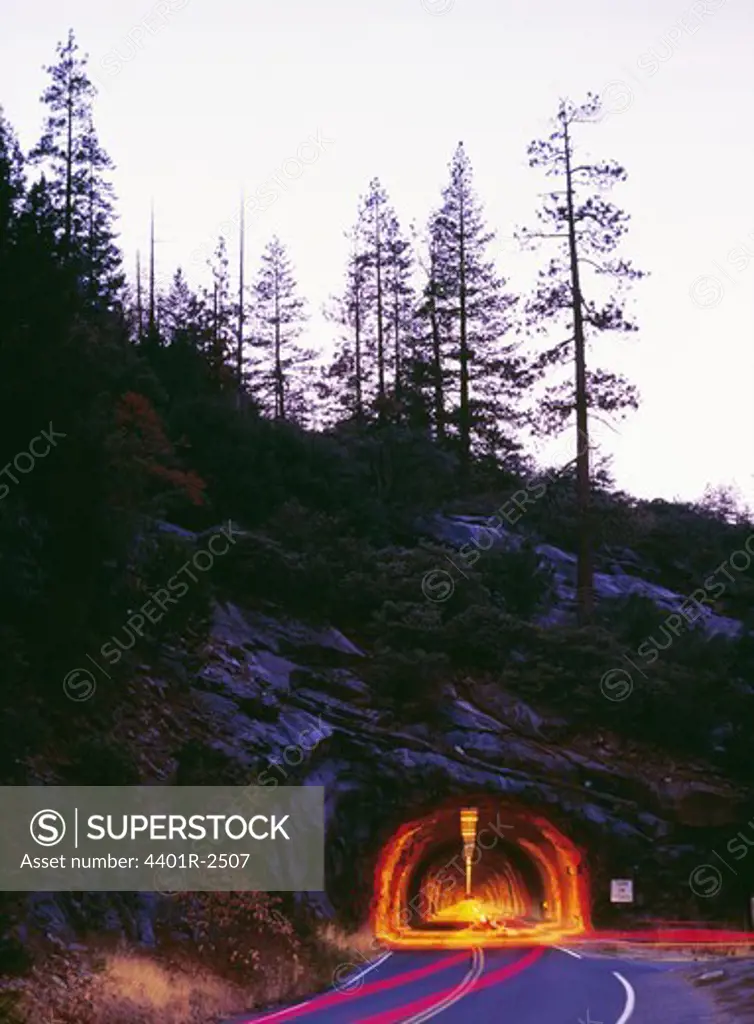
(9, 923), (384, 1024)
(317, 921), (387, 961)
(98, 955), (249, 1022)
(10, 952), (248, 1024)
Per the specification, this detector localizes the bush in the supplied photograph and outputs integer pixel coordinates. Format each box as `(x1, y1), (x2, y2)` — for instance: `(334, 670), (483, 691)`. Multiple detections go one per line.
(365, 646), (451, 707)
(174, 892), (303, 981)
(478, 544), (554, 618)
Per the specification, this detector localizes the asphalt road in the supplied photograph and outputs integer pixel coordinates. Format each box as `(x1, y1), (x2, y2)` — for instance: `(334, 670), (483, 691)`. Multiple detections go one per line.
(234, 944), (719, 1023)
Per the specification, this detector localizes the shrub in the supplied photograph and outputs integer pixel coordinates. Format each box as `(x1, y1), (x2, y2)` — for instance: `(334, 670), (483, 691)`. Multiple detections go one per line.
(173, 892), (303, 981)
(478, 544), (554, 618)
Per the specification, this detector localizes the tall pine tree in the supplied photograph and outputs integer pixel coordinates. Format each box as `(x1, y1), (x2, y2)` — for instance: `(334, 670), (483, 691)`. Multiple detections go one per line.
(322, 224), (371, 426)
(251, 236), (312, 423)
(203, 236), (235, 388)
(424, 143), (520, 475)
(518, 94), (646, 623)
(358, 178), (390, 419)
(29, 30), (122, 307)
(383, 204), (415, 422)
(323, 180), (414, 427)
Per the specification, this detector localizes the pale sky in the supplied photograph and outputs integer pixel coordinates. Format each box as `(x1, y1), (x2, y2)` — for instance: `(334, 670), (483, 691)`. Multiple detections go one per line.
(1, 0), (752, 508)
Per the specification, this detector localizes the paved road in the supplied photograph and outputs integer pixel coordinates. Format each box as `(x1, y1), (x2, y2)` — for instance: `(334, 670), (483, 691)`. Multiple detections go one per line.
(233, 944), (719, 1023)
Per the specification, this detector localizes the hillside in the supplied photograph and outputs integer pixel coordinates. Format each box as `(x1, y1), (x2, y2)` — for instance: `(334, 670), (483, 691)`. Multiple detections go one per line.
(2, 424), (754, 1020)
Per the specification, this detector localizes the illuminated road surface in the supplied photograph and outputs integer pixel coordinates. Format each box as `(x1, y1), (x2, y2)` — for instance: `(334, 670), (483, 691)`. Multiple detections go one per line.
(232, 945), (717, 1023)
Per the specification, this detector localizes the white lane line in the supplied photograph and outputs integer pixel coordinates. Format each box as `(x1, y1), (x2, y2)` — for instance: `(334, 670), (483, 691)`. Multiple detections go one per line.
(400, 947), (485, 1023)
(612, 972), (636, 1024)
(405, 948), (484, 1024)
(340, 951), (394, 989)
(249, 951), (393, 1021)
(554, 945), (582, 959)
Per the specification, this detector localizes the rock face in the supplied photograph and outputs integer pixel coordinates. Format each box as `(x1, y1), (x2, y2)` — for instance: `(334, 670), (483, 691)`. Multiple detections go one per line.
(187, 599), (743, 929)
(424, 514), (744, 638)
(13, 518), (747, 951)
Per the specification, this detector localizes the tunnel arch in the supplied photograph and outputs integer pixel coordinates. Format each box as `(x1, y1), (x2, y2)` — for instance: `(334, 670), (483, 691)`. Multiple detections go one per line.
(371, 794), (591, 947)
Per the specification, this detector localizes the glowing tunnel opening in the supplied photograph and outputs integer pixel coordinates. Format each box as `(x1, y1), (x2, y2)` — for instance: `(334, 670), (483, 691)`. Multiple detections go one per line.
(371, 797), (591, 948)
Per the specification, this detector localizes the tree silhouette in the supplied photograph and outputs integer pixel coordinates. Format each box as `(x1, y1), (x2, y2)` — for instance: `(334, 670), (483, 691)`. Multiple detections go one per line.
(30, 29), (122, 306)
(426, 142), (521, 475)
(518, 93), (646, 623)
(251, 236), (312, 423)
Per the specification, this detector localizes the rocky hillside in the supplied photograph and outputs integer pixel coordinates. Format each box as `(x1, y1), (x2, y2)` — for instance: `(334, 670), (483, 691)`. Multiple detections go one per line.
(6, 497), (754, 965)
(3, 401), (754, 1024)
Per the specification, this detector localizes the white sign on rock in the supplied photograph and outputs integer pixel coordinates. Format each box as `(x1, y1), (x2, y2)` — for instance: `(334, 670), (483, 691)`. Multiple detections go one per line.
(610, 879), (634, 903)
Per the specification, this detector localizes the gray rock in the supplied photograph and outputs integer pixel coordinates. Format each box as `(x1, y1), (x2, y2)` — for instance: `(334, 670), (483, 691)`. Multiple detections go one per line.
(424, 514), (745, 640)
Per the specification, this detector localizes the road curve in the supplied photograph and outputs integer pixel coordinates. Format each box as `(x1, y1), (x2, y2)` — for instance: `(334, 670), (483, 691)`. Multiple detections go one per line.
(231, 945), (716, 1023)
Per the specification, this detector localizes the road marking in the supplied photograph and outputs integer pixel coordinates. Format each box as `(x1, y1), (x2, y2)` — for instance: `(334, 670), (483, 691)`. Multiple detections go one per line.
(554, 945), (583, 959)
(360, 946), (546, 1024)
(612, 972), (636, 1024)
(339, 952), (394, 989)
(401, 948), (484, 1023)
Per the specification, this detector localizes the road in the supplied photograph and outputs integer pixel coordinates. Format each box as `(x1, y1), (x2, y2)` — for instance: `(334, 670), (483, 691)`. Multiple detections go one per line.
(233, 944), (719, 1023)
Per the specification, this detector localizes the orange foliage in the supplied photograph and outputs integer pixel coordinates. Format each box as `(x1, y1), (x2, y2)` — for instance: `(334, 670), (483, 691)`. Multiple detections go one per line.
(114, 391), (206, 506)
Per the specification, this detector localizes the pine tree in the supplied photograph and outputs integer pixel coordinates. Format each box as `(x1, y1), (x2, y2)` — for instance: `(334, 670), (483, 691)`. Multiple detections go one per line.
(518, 93), (646, 623)
(251, 236), (312, 423)
(203, 236), (234, 387)
(135, 251), (143, 338)
(149, 204), (156, 334)
(81, 120), (120, 304)
(383, 205), (415, 422)
(140, 267), (214, 398)
(236, 195), (246, 401)
(322, 181), (414, 428)
(29, 30), (122, 306)
(160, 267), (206, 345)
(426, 142), (520, 475)
(321, 227), (370, 425)
(357, 178), (390, 418)
(412, 219), (454, 440)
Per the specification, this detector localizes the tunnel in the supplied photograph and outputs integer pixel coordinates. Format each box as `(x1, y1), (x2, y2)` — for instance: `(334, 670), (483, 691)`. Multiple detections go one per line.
(370, 795), (591, 947)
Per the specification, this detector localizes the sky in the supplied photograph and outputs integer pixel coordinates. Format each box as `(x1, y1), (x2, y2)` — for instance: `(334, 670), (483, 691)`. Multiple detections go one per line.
(1, 0), (752, 509)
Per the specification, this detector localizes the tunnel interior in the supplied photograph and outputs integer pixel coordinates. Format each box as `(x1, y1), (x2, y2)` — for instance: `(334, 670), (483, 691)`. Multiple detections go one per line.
(371, 795), (591, 947)
(406, 837), (546, 928)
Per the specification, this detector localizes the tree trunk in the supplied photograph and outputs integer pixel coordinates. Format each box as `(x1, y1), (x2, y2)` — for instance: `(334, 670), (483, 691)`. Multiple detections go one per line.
(237, 197), (245, 407)
(393, 275), (402, 422)
(64, 87), (73, 258)
(563, 116), (593, 625)
(213, 282), (218, 370)
(375, 207), (385, 421)
(429, 242), (445, 441)
(274, 273), (284, 420)
(87, 160), (95, 301)
(458, 194), (470, 479)
(354, 257), (363, 422)
(149, 205), (155, 334)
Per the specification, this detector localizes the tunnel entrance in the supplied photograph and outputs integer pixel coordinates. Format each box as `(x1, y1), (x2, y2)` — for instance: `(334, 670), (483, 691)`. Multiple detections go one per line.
(371, 795), (591, 947)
